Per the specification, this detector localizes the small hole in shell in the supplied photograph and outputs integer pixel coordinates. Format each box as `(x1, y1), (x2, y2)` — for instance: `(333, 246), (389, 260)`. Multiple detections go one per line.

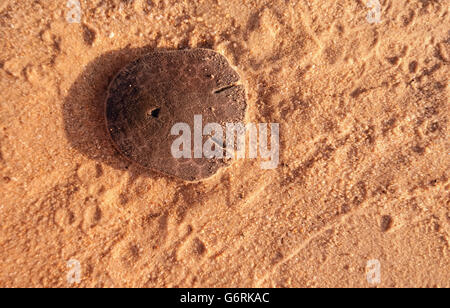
(149, 108), (161, 118)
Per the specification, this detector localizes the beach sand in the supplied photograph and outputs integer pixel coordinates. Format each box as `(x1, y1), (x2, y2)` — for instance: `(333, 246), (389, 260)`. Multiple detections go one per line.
(0, 0), (448, 287)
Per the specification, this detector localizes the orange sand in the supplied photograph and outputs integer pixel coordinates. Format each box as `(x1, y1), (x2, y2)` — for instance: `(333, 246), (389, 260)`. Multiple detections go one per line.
(0, 0), (448, 287)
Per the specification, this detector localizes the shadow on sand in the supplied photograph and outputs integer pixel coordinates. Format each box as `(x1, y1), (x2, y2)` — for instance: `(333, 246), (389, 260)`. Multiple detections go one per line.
(63, 45), (179, 182)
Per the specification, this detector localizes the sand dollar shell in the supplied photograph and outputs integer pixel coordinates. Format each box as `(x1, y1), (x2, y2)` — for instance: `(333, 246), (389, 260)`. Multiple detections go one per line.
(105, 48), (247, 181)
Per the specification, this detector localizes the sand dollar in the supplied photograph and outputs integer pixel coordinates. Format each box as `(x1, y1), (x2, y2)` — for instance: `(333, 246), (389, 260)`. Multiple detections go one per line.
(105, 48), (247, 181)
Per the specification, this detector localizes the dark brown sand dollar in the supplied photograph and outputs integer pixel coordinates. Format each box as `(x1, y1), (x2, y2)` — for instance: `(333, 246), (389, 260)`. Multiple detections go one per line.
(105, 49), (247, 181)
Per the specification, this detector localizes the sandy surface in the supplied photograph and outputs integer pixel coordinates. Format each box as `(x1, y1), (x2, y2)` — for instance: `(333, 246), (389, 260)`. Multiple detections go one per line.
(0, 0), (449, 288)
